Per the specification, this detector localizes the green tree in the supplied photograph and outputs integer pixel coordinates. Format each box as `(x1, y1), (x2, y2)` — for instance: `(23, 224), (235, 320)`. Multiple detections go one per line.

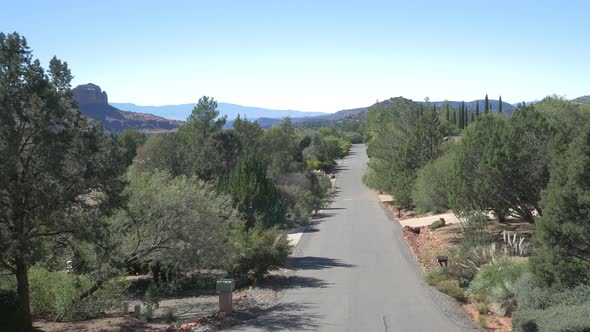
(498, 96), (503, 114)
(412, 147), (456, 213)
(232, 115), (263, 154)
(175, 96), (228, 180)
(450, 107), (552, 222)
(118, 130), (147, 167)
(259, 118), (302, 180)
(530, 124), (590, 288)
(221, 153), (285, 228)
(363, 98), (420, 193)
(390, 108), (447, 207)
(459, 101), (465, 129)
(475, 101), (480, 118)
(445, 103), (450, 122)
(484, 94), (490, 114)
(112, 171), (242, 270)
(0, 33), (125, 331)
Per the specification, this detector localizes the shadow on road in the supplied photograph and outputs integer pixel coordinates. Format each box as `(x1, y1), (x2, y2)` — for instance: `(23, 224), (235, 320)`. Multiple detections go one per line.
(230, 302), (323, 331)
(288, 256), (356, 271)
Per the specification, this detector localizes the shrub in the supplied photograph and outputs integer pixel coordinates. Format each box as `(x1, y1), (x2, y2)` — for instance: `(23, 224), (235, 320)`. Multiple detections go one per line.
(447, 244), (502, 283)
(28, 266), (93, 319)
(277, 184), (314, 227)
(477, 303), (489, 314)
(514, 272), (590, 311)
(144, 280), (160, 308)
(424, 269), (466, 301)
(428, 220), (444, 229)
(228, 225), (292, 282)
(425, 269), (451, 286)
(512, 304), (590, 332)
(470, 259), (527, 297)
(435, 279), (466, 301)
(412, 151), (454, 214)
(27, 266), (130, 321)
(459, 211), (493, 252)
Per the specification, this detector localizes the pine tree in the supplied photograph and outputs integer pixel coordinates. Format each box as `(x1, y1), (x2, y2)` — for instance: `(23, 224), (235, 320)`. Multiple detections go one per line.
(498, 96), (503, 114)
(484, 94), (490, 114)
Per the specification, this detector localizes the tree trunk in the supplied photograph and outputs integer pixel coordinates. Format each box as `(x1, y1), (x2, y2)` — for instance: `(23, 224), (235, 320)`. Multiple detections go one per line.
(16, 257), (32, 332)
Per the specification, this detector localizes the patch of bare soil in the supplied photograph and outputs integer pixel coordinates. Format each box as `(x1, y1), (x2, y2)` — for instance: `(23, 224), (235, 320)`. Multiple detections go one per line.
(34, 316), (170, 332)
(381, 199), (452, 220)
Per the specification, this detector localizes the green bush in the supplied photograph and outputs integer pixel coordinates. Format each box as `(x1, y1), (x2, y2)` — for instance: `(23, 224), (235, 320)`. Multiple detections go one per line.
(514, 273), (590, 311)
(470, 259), (527, 297)
(27, 266), (129, 321)
(412, 151), (454, 214)
(228, 225), (292, 282)
(425, 269), (451, 286)
(424, 269), (465, 301)
(435, 279), (466, 301)
(513, 304), (590, 332)
(144, 280), (160, 308)
(459, 211), (493, 252)
(428, 220), (444, 229)
(448, 244), (501, 283)
(28, 266), (93, 319)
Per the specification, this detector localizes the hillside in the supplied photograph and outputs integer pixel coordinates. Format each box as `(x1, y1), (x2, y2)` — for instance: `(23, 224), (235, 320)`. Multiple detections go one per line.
(571, 95), (590, 104)
(111, 102), (327, 121)
(289, 98), (516, 128)
(72, 84), (183, 133)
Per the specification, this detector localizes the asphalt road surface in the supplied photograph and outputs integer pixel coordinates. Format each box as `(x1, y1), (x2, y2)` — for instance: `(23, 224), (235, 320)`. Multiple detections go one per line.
(229, 144), (477, 332)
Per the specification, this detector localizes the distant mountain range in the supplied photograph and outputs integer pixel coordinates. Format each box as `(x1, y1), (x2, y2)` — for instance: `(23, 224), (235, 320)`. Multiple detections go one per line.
(571, 95), (590, 104)
(73, 83), (589, 132)
(111, 102), (327, 121)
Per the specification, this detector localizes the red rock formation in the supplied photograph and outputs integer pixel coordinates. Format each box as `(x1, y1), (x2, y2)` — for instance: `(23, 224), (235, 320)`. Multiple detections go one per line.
(72, 83), (108, 105)
(72, 83), (183, 133)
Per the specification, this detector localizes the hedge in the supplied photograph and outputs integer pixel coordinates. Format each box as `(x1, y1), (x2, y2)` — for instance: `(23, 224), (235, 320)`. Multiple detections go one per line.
(512, 304), (590, 332)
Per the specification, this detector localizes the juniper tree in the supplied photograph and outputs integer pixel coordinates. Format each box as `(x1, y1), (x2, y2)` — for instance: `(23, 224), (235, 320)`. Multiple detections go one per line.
(0, 33), (125, 331)
(531, 124), (590, 287)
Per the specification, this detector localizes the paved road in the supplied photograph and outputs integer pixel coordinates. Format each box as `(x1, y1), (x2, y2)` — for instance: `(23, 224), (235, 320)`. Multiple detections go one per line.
(230, 144), (477, 332)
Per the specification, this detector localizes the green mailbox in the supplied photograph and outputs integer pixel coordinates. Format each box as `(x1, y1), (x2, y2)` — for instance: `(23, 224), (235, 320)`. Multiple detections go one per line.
(216, 279), (235, 293)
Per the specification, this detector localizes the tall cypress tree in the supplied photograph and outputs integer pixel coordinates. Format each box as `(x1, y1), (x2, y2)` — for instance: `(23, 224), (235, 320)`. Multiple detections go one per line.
(452, 108), (457, 126)
(484, 94), (490, 114)
(445, 104), (450, 122)
(475, 101), (480, 118)
(460, 101), (466, 129)
(498, 96), (503, 114)
(470, 111), (475, 122)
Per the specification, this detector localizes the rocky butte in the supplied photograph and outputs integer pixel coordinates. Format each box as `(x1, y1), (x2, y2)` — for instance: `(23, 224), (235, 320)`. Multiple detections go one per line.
(72, 83), (183, 133)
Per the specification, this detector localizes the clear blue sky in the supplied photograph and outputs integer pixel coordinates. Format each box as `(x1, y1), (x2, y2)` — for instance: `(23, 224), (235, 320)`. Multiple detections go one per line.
(2, 0), (589, 113)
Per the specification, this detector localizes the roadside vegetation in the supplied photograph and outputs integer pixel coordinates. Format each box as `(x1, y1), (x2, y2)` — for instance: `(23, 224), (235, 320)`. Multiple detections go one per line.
(0, 33), (355, 331)
(364, 96), (590, 331)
